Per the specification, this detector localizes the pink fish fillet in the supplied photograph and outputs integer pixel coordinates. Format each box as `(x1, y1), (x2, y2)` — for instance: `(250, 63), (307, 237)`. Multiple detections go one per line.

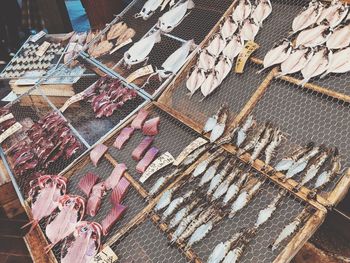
(104, 163), (127, 190)
(132, 136), (154, 161)
(110, 177), (130, 205)
(131, 109), (149, 129)
(101, 204), (127, 235)
(90, 144), (108, 167)
(86, 182), (105, 216)
(113, 127), (135, 149)
(142, 117), (160, 136)
(78, 172), (99, 197)
(136, 147), (159, 173)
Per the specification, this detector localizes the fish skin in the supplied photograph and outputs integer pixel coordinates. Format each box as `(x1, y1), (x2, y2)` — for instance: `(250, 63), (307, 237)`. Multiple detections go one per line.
(316, 0), (348, 28)
(252, 0), (272, 26)
(292, 0), (324, 33)
(197, 49), (216, 70)
(277, 47), (314, 77)
(322, 47), (350, 78)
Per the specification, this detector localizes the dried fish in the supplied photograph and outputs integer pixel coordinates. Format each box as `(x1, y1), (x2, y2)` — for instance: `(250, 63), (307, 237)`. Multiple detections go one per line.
(124, 30), (161, 67)
(295, 21), (332, 48)
(222, 172), (249, 206)
(264, 127), (283, 167)
(168, 198), (200, 229)
(321, 47), (350, 78)
(229, 179), (262, 218)
(199, 156), (226, 186)
(240, 17), (260, 42)
(326, 22), (350, 50)
(259, 39), (292, 73)
(186, 66), (206, 96)
(222, 34), (244, 61)
(207, 34), (227, 57)
(200, 70), (222, 98)
(161, 190), (194, 221)
(90, 40), (113, 58)
(276, 47), (314, 77)
(207, 159), (235, 198)
(210, 104), (229, 142)
(212, 168), (241, 201)
(116, 28), (136, 45)
(215, 56), (233, 83)
(237, 123), (267, 157)
(107, 22), (128, 40)
(140, 152), (175, 183)
(316, 0), (348, 28)
(158, 0), (195, 33)
(174, 137), (208, 166)
(300, 46), (331, 86)
(192, 148), (224, 178)
(292, 0), (324, 33)
(135, 0), (163, 20)
(236, 115), (255, 147)
(154, 186), (179, 212)
(204, 105), (227, 134)
(252, 0), (272, 26)
(221, 17), (239, 39)
(197, 49), (216, 70)
(232, 0), (252, 23)
(161, 0), (176, 11)
(249, 124), (273, 164)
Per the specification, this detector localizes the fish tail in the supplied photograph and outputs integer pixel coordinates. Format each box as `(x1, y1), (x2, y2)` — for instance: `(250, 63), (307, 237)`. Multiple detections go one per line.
(320, 71), (328, 79)
(299, 78), (309, 86)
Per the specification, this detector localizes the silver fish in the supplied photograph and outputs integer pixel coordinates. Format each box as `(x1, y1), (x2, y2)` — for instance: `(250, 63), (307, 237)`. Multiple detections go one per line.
(174, 137), (208, 166)
(135, 0), (163, 20)
(207, 34), (227, 57)
(201, 70), (222, 98)
(229, 179), (262, 218)
(215, 56), (233, 83)
(284, 146), (321, 181)
(124, 30), (161, 67)
(222, 34), (244, 61)
(168, 198), (200, 229)
(237, 123), (267, 156)
(140, 152), (175, 183)
(295, 21), (332, 48)
(240, 17), (260, 42)
(161, 190), (194, 221)
(212, 168), (241, 201)
(197, 49), (216, 70)
(154, 183), (182, 211)
(236, 115), (256, 147)
(270, 208), (311, 251)
(326, 22), (350, 50)
(192, 149), (224, 178)
(316, 0), (348, 28)
(210, 104), (229, 142)
(277, 47), (314, 77)
(300, 46), (331, 86)
(158, 0), (195, 33)
(314, 149), (341, 190)
(207, 159), (235, 198)
(203, 104), (227, 134)
(249, 124), (273, 164)
(232, 0), (252, 23)
(259, 39), (292, 73)
(275, 143), (314, 172)
(222, 172), (249, 206)
(222, 243), (245, 263)
(221, 17), (239, 39)
(321, 46), (350, 78)
(292, 0), (324, 33)
(252, 0), (272, 26)
(199, 156), (226, 186)
(186, 67), (207, 96)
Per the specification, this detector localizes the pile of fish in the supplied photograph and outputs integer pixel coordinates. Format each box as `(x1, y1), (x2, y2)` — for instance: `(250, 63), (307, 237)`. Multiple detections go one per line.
(7, 112), (81, 175)
(275, 143), (341, 194)
(87, 21), (136, 58)
(186, 0), (272, 98)
(113, 109), (161, 174)
(261, 0), (350, 85)
(86, 76), (138, 118)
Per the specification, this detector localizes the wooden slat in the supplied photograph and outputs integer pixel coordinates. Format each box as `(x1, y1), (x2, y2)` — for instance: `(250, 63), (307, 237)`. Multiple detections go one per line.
(2, 199), (24, 219)
(326, 168), (350, 207)
(0, 182), (18, 206)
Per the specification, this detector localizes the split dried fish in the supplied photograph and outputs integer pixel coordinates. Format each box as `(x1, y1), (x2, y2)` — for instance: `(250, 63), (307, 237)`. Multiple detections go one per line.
(249, 124), (273, 164)
(135, 0), (163, 20)
(321, 47), (350, 78)
(252, 0), (272, 26)
(221, 17), (239, 39)
(168, 198), (200, 229)
(204, 105), (226, 134)
(210, 104), (229, 142)
(199, 156), (226, 186)
(222, 172), (249, 206)
(207, 159), (235, 198)
(154, 183), (181, 212)
(236, 115), (256, 147)
(232, 0), (252, 23)
(292, 0), (324, 33)
(212, 168), (241, 201)
(326, 22), (350, 50)
(90, 40), (113, 58)
(237, 123), (267, 156)
(107, 22), (128, 40)
(264, 127), (283, 167)
(207, 34), (227, 57)
(215, 56), (233, 83)
(161, 190), (194, 221)
(158, 0), (195, 33)
(161, 0), (176, 11)
(259, 39), (292, 73)
(200, 70), (222, 98)
(276, 47), (314, 77)
(222, 34), (244, 61)
(116, 28), (136, 46)
(295, 21), (332, 48)
(192, 148), (224, 178)
(300, 46), (331, 86)
(186, 66), (207, 97)
(316, 0), (348, 28)
(240, 18), (260, 42)
(124, 30), (161, 67)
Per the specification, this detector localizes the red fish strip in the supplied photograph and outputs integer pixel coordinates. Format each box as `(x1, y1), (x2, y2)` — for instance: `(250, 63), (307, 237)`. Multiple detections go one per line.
(86, 182), (105, 217)
(131, 109), (149, 129)
(104, 163), (127, 190)
(136, 147), (159, 173)
(113, 127), (134, 149)
(142, 117), (160, 136)
(90, 144), (108, 167)
(132, 136), (154, 161)
(78, 172), (99, 197)
(110, 177), (130, 205)
(101, 204), (127, 236)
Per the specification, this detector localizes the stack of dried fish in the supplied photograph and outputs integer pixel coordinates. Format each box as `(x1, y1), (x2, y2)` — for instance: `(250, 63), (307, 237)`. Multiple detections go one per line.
(7, 112), (82, 175)
(275, 143), (341, 194)
(1, 41), (64, 79)
(88, 21), (136, 58)
(261, 0), (350, 85)
(186, 0), (272, 98)
(86, 76), (138, 118)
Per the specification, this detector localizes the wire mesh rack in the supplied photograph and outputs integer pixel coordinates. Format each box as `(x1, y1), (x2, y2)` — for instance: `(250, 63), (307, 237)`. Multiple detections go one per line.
(105, 104), (199, 193)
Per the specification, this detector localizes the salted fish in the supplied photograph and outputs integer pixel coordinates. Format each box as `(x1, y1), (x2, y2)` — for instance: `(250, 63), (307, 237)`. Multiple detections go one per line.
(295, 21), (331, 48)
(135, 0), (163, 20)
(207, 34), (227, 57)
(197, 49), (216, 70)
(158, 0), (195, 33)
(124, 30), (161, 66)
(221, 17), (239, 39)
(140, 152), (175, 183)
(322, 47), (350, 77)
(252, 0), (272, 26)
(200, 70), (222, 97)
(264, 128), (283, 167)
(207, 159), (235, 197)
(199, 156), (225, 186)
(240, 18), (260, 41)
(186, 67), (206, 96)
(168, 199), (200, 229)
(174, 137), (207, 166)
(277, 47), (313, 77)
(232, 0), (252, 23)
(292, 0), (324, 33)
(210, 104), (229, 143)
(314, 149), (341, 190)
(260, 39), (292, 72)
(300, 47), (331, 86)
(212, 168), (240, 201)
(192, 148), (224, 178)
(222, 34), (244, 61)
(161, 190), (193, 221)
(222, 172), (248, 205)
(161, 0), (176, 11)
(316, 0), (348, 28)
(236, 115), (255, 147)
(215, 56), (232, 84)
(326, 22), (350, 50)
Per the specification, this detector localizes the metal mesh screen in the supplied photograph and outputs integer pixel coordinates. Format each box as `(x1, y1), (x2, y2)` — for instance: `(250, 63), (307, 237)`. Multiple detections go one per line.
(251, 78), (349, 197)
(107, 106), (198, 193)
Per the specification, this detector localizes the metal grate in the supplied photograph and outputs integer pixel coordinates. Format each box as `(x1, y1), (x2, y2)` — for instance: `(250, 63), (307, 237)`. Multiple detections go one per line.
(251, 78), (349, 197)
(111, 219), (189, 263)
(107, 106), (198, 193)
